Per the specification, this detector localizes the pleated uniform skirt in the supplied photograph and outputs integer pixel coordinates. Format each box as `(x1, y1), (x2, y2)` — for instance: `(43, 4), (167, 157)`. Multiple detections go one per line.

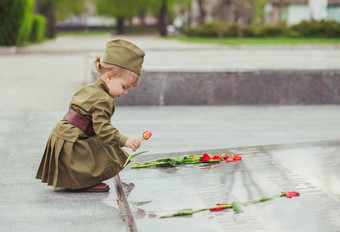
(36, 121), (128, 190)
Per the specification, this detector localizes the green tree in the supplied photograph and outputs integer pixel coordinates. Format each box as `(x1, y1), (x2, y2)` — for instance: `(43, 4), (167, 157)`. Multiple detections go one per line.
(55, 0), (87, 22)
(148, 0), (191, 36)
(0, 0), (35, 46)
(35, 0), (87, 38)
(93, 0), (191, 36)
(93, 0), (138, 34)
(136, 0), (151, 26)
(253, 0), (267, 24)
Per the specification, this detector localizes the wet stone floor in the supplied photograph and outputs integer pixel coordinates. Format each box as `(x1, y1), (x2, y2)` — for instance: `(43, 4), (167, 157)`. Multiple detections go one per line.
(118, 140), (340, 232)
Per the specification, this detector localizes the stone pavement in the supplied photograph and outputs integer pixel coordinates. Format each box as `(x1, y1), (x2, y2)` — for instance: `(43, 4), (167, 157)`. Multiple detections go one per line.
(0, 34), (340, 232)
(7, 34), (340, 71)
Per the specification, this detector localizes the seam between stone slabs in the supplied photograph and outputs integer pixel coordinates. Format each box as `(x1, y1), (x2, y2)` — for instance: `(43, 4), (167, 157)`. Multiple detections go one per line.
(114, 174), (137, 232)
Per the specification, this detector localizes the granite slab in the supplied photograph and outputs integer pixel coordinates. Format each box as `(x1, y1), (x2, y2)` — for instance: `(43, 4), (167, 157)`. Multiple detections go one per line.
(117, 140), (340, 232)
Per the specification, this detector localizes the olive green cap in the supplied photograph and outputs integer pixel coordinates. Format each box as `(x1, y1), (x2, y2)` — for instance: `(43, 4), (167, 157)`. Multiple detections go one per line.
(102, 39), (145, 75)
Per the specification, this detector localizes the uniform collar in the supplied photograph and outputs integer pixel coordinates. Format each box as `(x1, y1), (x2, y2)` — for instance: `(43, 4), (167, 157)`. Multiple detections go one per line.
(94, 78), (110, 94)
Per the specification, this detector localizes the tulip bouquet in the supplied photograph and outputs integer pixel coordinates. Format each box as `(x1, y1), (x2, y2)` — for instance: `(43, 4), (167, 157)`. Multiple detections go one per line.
(123, 131), (152, 167)
(160, 191), (300, 218)
(130, 153), (242, 169)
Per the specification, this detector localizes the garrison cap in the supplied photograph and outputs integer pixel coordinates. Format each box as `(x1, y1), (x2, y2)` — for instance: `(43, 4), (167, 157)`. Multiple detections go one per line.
(102, 39), (145, 75)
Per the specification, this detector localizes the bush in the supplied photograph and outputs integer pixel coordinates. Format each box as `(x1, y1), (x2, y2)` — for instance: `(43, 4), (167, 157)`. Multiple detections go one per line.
(183, 22), (240, 38)
(183, 21), (289, 38)
(30, 14), (46, 42)
(0, 0), (35, 46)
(254, 23), (290, 37)
(182, 20), (340, 38)
(17, 0), (35, 45)
(196, 22), (221, 37)
(291, 20), (340, 37)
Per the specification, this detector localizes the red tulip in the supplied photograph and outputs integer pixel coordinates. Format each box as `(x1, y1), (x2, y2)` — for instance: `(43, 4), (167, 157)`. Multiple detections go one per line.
(209, 203), (229, 212)
(226, 157), (234, 162)
(221, 154), (229, 159)
(231, 154), (242, 160)
(222, 153), (242, 161)
(212, 156), (222, 161)
(142, 131), (152, 140)
(199, 153), (211, 162)
(281, 191), (300, 198)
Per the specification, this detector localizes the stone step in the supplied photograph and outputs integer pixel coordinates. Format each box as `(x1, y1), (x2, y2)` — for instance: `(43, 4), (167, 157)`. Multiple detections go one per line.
(106, 70), (340, 105)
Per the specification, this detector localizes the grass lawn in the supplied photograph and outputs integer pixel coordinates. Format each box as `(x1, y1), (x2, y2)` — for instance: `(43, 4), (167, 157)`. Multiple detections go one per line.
(168, 35), (340, 46)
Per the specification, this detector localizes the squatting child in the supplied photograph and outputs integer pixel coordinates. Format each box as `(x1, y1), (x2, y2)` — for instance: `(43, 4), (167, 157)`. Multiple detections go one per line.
(36, 39), (145, 192)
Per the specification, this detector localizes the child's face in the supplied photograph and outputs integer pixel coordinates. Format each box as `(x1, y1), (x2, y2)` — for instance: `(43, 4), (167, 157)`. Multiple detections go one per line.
(106, 77), (131, 98)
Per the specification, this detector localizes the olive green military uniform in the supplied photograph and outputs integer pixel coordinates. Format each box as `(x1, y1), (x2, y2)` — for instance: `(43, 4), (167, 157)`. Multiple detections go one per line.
(36, 78), (129, 189)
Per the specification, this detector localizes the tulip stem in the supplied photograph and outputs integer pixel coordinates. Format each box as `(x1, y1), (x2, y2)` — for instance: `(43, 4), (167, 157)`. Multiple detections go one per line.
(123, 150), (149, 167)
(159, 193), (288, 218)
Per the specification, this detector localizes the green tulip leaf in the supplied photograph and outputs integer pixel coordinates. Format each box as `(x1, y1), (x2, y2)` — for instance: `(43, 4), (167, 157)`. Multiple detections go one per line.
(231, 201), (243, 213)
(130, 151), (149, 159)
(169, 159), (177, 166)
(159, 208), (194, 218)
(176, 208), (194, 216)
(123, 151), (149, 167)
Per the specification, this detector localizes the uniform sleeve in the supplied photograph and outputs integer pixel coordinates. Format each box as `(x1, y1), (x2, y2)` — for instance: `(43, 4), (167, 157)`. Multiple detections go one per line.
(91, 99), (128, 147)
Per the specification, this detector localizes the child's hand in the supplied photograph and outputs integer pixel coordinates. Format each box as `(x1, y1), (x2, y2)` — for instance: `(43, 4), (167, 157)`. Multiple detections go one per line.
(125, 137), (141, 151)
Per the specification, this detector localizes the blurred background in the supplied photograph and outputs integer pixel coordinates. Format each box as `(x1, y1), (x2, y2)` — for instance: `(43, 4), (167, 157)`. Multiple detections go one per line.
(0, 0), (340, 46)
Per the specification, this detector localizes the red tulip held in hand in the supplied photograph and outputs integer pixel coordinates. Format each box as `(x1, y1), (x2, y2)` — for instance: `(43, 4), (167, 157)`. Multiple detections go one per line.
(142, 131), (152, 140)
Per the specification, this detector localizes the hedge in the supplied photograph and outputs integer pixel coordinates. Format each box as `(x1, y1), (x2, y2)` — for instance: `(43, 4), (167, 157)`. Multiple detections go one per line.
(291, 20), (340, 37)
(182, 20), (340, 38)
(30, 14), (46, 42)
(0, 0), (35, 46)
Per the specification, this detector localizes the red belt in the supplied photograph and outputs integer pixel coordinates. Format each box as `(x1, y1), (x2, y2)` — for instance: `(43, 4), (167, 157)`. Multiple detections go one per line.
(63, 109), (95, 136)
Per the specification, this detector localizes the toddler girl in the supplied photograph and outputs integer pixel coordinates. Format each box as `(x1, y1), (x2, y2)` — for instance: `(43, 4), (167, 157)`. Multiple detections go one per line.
(36, 39), (145, 192)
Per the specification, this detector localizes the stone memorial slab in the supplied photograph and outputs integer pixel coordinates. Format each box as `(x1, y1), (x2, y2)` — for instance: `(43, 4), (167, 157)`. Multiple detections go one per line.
(116, 140), (340, 232)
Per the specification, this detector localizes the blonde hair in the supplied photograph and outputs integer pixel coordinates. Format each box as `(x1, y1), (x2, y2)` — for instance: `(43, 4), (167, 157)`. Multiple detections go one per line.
(93, 56), (141, 88)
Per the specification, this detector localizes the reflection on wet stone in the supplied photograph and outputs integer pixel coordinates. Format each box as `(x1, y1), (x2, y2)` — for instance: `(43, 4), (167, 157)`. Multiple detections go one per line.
(122, 182), (135, 197)
(118, 140), (340, 232)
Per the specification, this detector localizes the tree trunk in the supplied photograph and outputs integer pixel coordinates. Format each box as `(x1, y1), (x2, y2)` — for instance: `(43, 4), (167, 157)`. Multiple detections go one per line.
(39, 0), (55, 38)
(187, 4), (193, 27)
(116, 18), (124, 35)
(139, 11), (147, 26)
(158, 0), (168, 37)
(221, 0), (233, 22)
(237, 7), (244, 39)
(34, 0), (41, 14)
(198, 0), (206, 25)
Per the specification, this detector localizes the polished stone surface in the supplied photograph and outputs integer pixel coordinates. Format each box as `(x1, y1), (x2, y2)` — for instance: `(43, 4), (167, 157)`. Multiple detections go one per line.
(113, 70), (340, 105)
(119, 140), (340, 232)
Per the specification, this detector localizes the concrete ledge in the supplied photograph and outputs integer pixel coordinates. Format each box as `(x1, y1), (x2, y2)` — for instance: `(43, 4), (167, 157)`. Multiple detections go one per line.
(98, 70), (340, 105)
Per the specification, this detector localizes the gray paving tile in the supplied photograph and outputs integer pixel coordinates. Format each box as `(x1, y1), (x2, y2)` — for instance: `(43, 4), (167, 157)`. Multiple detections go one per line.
(0, 184), (126, 232)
